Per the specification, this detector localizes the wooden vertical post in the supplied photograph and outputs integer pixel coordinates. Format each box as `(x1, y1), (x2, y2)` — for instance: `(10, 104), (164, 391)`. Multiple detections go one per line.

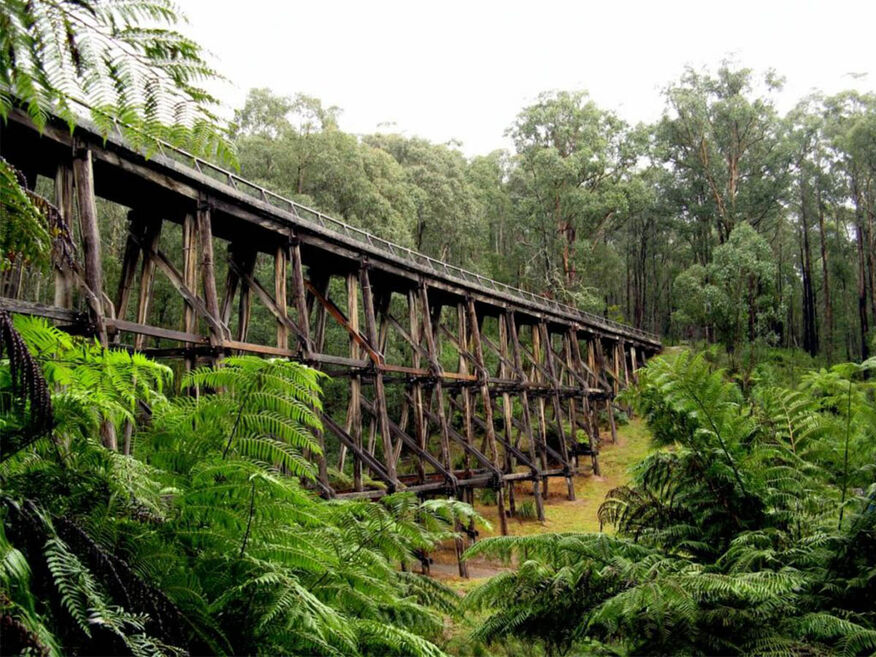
(114, 211), (143, 330)
(539, 322), (575, 501)
(72, 146), (107, 345)
(309, 273), (330, 354)
(451, 304), (472, 578)
(72, 145), (117, 451)
(563, 332), (579, 469)
(345, 272), (363, 491)
(275, 245), (288, 350)
(360, 265), (396, 485)
(196, 200), (224, 353)
(409, 289), (427, 484)
(584, 338), (601, 442)
(53, 164), (75, 308)
(595, 339), (618, 444)
(456, 303), (474, 476)
(419, 285), (452, 474)
(506, 312), (545, 521)
(236, 254), (255, 342)
(498, 315), (518, 515)
(289, 236), (311, 357)
(134, 221), (161, 351)
(182, 213), (199, 372)
(612, 341), (621, 396)
(220, 248), (241, 327)
(466, 298), (507, 536)
(620, 340), (630, 388)
(569, 328), (600, 475)
(630, 345), (639, 384)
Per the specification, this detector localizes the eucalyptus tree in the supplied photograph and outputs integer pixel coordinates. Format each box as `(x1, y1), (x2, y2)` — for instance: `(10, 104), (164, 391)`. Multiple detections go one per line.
(466, 150), (515, 283)
(657, 63), (790, 259)
(823, 91), (876, 359)
(674, 223), (780, 351)
(506, 91), (635, 306)
(363, 133), (485, 267)
(234, 89), (417, 246)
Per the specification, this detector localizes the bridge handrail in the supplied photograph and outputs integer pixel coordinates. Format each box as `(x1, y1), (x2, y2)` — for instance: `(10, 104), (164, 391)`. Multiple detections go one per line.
(165, 146), (659, 343)
(50, 104), (659, 344)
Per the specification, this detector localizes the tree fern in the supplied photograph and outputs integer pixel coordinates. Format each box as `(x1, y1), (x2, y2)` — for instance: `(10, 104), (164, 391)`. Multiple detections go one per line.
(0, 311), (53, 461)
(1, 0), (235, 270)
(467, 349), (876, 656)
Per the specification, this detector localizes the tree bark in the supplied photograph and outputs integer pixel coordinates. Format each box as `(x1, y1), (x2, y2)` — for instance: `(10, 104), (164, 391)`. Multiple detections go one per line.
(816, 186), (833, 364)
(799, 179), (818, 356)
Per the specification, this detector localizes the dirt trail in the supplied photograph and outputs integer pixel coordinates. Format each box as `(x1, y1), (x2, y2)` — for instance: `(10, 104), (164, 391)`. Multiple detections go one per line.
(430, 418), (652, 588)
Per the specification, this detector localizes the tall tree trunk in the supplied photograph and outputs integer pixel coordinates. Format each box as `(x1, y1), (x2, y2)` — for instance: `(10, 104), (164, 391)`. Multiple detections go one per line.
(816, 187), (833, 364)
(800, 181), (818, 356)
(853, 182), (870, 359)
(866, 200), (876, 327)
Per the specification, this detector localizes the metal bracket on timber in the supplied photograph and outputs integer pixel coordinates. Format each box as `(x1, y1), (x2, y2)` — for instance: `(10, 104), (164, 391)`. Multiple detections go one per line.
(0, 108), (662, 532)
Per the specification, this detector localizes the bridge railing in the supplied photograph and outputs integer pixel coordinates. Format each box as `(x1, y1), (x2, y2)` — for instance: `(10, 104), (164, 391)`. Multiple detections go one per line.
(143, 128), (659, 344)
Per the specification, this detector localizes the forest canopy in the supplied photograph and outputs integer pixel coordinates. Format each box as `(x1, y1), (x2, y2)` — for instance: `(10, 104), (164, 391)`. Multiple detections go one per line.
(230, 68), (876, 362)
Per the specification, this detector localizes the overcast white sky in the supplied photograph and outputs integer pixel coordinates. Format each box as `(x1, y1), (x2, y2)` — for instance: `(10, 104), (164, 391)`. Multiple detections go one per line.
(183, 0), (875, 156)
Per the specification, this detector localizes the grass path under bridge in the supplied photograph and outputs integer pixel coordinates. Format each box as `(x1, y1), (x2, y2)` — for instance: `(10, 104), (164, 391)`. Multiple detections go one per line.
(430, 417), (653, 585)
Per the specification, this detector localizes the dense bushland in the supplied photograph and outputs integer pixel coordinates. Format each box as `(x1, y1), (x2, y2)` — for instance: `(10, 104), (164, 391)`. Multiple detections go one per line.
(463, 350), (876, 656)
(1, 314), (481, 656)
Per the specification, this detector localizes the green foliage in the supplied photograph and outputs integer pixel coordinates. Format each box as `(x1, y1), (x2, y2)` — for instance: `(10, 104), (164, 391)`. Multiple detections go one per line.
(516, 500), (538, 521)
(227, 66), (875, 363)
(674, 223), (782, 350)
(167, 356), (325, 478)
(0, 0), (233, 270)
(0, 157), (52, 269)
(467, 349), (876, 655)
(0, 319), (486, 656)
(505, 90), (632, 306)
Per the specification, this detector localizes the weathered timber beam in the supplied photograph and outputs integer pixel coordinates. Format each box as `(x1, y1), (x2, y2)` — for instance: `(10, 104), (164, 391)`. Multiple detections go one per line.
(303, 279), (381, 364)
(507, 414), (568, 467)
(289, 236), (313, 357)
(134, 221), (162, 351)
(359, 266), (395, 482)
(384, 313), (432, 362)
(448, 396), (539, 472)
(466, 297), (508, 533)
(107, 318), (207, 345)
(53, 163), (75, 309)
(130, 235), (229, 340)
(275, 245), (288, 350)
(114, 213), (143, 331)
(538, 322), (576, 500)
(481, 333), (524, 378)
(438, 323), (478, 366)
(411, 393), (502, 480)
(359, 397), (459, 489)
(227, 257), (309, 345)
(72, 145), (107, 344)
(0, 298), (84, 323)
(320, 412), (398, 490)
(4, 109), (662, 351)
(196, 201), (225, 350)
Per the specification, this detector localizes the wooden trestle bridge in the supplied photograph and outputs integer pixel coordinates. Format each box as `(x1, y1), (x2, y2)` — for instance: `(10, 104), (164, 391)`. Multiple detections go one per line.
(0, 110), (661, 537)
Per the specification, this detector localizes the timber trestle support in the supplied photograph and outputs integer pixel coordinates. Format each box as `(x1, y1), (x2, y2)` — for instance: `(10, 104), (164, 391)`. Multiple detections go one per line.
(0, 110), (660, 545)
